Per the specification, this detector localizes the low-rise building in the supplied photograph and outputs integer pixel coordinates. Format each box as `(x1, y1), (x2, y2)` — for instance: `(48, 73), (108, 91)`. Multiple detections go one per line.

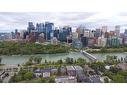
(42, 69), (51, 78)
(73, 66), (84, 75)
(59, 66), (67, 75)
(83, 65), (95, 75)
(66, 66), (76, 76)
(116, 63), (127, 71)
(51, 37), (58, 45)
(55, 76), (77, 83)
(34, 68), (51, 78)
(34, 69), (42, 78)
(51, 68), (58, 75)
(88, 75), (102, 83)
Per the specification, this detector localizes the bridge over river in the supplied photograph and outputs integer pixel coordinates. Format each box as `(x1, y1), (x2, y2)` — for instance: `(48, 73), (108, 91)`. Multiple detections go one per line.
(80, 50), (97, 62)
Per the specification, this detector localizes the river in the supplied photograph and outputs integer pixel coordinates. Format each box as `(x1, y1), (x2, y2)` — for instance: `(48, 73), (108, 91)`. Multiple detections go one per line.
(1, 52), (127, 64)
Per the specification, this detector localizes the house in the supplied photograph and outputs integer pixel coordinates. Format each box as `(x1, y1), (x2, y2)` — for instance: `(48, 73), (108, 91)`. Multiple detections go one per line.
(73, 66), (84, 75)
(66, 66), (76, 76)
(77, 74), (89, 83)
(34, 68), (51, 78)
(34, 69), (42, 78)
(116, 63), (127, 71)
(55, 76), (77, 83)
(51, 68), (58, 75)
(88, 75), (102, 83)
(42, 69), (51, 78)
(83, 65), (95, 75)
(59, 66), (67, 75)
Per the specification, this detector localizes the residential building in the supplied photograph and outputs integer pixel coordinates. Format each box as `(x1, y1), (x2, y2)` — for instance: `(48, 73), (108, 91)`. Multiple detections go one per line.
(116, 63), (127, 71)
(83, 65), (95, 75)
(89, 75), (102, 83)
(73, 66), (84, 76)
(42, 69), (51, 78)
(51, 68), (58, 75)
(66, 66), (76, 76)
(55, 76), (77, 83)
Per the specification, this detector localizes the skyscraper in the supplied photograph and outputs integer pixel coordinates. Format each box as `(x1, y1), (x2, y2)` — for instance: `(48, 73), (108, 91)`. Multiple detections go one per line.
(101, 26), (107, 33)
(59, 26), (72, 42)
(115, 25), (120, 37)
(54, 28), (59, 39)
(45, 22), (54, 40)
(36, 23), (45, 32)
(27, 22), (35, 33)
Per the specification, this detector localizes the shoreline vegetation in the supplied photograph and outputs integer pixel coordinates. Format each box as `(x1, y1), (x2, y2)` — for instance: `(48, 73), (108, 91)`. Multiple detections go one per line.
(0, 41), (69, 55)
(0, 41), (127, 56)
(86, 47), (127, 53)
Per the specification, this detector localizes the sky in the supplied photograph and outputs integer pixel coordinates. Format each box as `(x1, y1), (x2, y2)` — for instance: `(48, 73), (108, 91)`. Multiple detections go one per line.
(1, 12), (127, 32)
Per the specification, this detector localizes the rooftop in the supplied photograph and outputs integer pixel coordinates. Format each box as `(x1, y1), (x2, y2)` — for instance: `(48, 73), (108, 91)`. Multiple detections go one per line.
(74, 66), (83, 71)
(66, 66), (75, 71)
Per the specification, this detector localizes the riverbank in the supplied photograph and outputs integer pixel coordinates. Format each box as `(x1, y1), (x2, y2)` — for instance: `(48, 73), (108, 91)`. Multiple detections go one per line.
(86, 47), (127, 54)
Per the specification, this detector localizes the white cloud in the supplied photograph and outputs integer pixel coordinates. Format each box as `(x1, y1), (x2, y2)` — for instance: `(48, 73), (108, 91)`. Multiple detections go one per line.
(0, 12), (127, 32)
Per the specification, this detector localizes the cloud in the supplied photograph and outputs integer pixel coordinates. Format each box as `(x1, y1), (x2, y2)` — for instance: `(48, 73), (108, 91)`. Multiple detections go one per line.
(0, 12), (127, 32)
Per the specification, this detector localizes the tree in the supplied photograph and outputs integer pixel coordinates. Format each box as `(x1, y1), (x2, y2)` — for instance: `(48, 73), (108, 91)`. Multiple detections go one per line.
(29, 56), (34, 63)
(113, 74), (125, 83)
(48, 76), (55, 83)
(34, 56), (42, 64)
(57, 59), (63, 64)
(65, 57), (73, 64)
(24, 72), (34, 80)
(109, 67), (121, 73)
(76, 58), (86, 66)
(90, 61), (105, 72)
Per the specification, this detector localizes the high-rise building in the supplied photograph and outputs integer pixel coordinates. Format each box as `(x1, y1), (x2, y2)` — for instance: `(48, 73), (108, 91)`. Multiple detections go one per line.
(124, 29), (127, 37)
(54, 28), (59, 39)
(102, 26), (107, 33)
(27, 22), (35, 32)
(107, 37), (120, 47)
(84, 29), (90, 37)
(115, 25), (120, 37)
(81, 37), (88, 47)
(45, 22), (54, 40)
(36, 23), (45, 32)
(72, 32), (78, 39)
(20, 30), (27, 39)
(97, 37), (107, 47)
(59, 26), (72, 42)
(76, 26), (85, 39)
(72, 39), (82, 48)
(94, 29), (102, 38)
(101, 26), (107, 37)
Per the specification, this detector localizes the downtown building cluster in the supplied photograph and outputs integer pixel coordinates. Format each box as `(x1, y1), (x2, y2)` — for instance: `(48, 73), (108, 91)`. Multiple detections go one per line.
(1, 21), (127, 48)
(10, 22), (72, 45)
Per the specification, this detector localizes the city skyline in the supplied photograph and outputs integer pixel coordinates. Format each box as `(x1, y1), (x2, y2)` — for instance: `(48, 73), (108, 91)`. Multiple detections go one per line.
(1, 12), (127, 32)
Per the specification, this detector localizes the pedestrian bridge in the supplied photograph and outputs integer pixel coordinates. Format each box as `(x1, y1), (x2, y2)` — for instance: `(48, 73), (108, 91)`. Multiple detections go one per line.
(81, 50), (97, 62)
